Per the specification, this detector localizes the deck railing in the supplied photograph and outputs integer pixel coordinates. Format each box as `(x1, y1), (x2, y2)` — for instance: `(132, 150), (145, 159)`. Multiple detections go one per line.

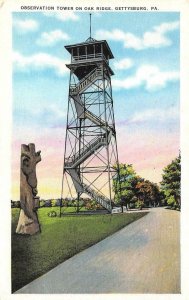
(71, 53), (109, 64)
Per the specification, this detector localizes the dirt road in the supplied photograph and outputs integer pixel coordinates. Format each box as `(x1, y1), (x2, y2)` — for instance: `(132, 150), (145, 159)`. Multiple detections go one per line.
(16, 207), (180, 294)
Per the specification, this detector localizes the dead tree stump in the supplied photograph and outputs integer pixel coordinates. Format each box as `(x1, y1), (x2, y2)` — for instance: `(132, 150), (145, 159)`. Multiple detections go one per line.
(16, 143), (41, 235)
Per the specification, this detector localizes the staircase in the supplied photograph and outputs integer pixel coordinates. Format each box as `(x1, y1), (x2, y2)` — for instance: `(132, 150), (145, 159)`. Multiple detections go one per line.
(70, 68), (103, 95)
(70, 68), (114, 132)
(83, 184), (112, 212)
(65, 67), (114, 212)
(85, 110), (114, 133)
(65, 135), (106, 169)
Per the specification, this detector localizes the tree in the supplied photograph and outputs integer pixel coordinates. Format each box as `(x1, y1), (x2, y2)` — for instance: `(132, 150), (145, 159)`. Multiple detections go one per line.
(113, 164), (141, 208)
(160, 154), (181, 209)
(113, 163), (161, 209)
(135, 180), (161, 207)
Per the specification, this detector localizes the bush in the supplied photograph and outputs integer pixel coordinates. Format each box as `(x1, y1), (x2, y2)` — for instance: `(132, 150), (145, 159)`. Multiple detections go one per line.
(45, 200), (52, 207)
(73, 201), (77, 207)
(129, 196), (138, 209)
(40, 200), (45, 208)
(51, 199), (57, 207)
(167, 195), (176, 207)
(48, 211), (57, 217)
(131, 196), (138, 203)
(65, 199), (76, 207)
(14, 201), (21, 208)
(85, 200), (98, 211)
(96, 203), (102, 210)
(57, 199), (63, 207)
(129, 202), (135, 209)
(135, 200), (144, 210)
(160, 198), (166, 207)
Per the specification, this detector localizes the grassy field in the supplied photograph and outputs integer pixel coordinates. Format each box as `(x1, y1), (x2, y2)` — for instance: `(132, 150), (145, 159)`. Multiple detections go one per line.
(12, 207), (148, 293)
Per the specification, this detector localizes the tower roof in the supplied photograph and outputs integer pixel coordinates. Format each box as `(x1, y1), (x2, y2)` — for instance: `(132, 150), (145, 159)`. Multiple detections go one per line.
(65, 39), (114, 59)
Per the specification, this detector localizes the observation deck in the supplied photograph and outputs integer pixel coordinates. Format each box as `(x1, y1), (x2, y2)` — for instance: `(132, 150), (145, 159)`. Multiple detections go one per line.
(65, 39), (114, 79)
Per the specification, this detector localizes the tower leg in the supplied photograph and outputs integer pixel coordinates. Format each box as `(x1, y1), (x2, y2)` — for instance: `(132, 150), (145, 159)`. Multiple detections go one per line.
(77, 192), (80, 213)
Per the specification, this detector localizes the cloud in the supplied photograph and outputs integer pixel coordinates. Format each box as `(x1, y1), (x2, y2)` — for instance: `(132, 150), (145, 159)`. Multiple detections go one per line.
(113, 58), (134, 70)
(43, 12), (79, 21)
(45, 104), (66, 120)
(95, 21), (179, 50)
(13, 51), (68, 76)
(126, 106), (179, 125)
(13, 18), (39, 33)
(112, 65), (179, 91)
(37, 30), (70, 47)
(30, 103), (66, 120)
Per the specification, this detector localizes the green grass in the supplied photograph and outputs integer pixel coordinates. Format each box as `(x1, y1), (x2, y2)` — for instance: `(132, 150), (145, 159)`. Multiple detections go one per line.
(12, 207), (147, 293)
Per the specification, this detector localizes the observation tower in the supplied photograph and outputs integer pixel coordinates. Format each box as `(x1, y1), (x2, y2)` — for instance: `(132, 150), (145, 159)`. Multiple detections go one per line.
(61, 23), (120, 213)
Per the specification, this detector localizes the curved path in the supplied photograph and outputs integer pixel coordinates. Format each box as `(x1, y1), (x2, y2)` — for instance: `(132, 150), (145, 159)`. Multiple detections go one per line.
(16, 207), (180, 294)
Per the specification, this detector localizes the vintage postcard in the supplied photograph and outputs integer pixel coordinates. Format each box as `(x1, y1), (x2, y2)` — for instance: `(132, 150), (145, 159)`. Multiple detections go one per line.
(0, 0), (189, 299)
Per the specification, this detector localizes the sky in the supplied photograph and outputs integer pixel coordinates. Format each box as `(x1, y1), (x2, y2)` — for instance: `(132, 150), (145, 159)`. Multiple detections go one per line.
(12, 11), (180, 200)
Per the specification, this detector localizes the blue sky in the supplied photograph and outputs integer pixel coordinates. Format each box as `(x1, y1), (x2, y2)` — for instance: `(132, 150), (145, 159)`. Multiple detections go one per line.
(12, 11), (180, 199)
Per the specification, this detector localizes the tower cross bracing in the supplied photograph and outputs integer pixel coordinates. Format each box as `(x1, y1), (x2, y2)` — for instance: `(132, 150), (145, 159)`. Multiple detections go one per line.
(61, 38), (119, 213)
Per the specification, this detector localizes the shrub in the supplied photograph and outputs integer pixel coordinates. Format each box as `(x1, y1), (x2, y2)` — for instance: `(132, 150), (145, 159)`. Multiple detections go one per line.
(160, 198), (166, 207)
(48, 211), (57, 217)
(45, 200), (52, 207)
(131, 196), (138, 203)
(51, 199), (57, 207)
(167, 195), (176, 207)
(79, 199), (84, 206)
(14, 201), (21, 208)
(96, 203), (102, 210)
(66, 200), (72, 207)
(135, 200), (144, 210)
(72, 201), (77, 207)
(40, 200), (45, 208)
(129, 202), (135, 209)
(130, 196), (138, 208)
(57, 199), (63, 207)
(86, 202), (92, 210)
(85, 200), (98, 211)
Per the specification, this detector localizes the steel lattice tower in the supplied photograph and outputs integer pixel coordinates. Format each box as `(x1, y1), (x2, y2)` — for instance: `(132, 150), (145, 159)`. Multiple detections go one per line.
(61, 35), (120, 213)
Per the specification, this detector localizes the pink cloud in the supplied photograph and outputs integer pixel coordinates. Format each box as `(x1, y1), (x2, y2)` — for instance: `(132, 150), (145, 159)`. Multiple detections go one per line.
(11, 123), (179, 199)
(117, 127), (179, 183)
